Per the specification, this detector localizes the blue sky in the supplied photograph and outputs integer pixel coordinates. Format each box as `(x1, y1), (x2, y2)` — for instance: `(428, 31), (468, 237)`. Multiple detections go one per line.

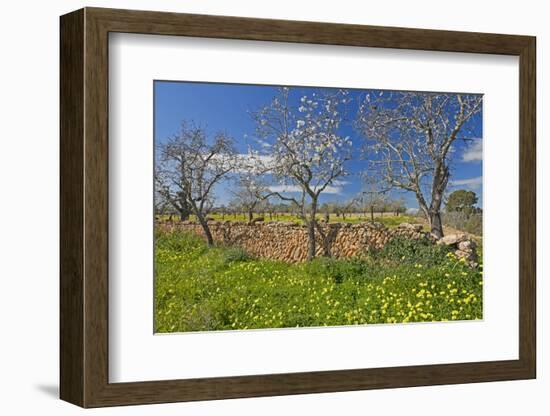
(154, 81), (483, 209)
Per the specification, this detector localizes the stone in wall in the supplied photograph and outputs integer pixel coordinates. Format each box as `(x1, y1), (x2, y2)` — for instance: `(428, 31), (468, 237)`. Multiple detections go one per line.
(157, 220), (443, 263)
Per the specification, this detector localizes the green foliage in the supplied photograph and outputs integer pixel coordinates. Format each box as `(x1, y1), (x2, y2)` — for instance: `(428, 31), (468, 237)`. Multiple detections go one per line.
(223, 247), (254, 264)
(370, 216), (422, 229)
(160, 212), (421, 229)
(304, 257), (371, 284)
(464, 213), (483, 235)
(442, 211), (483, 236)
(446, 189), (478, 213)
(155, 230), (483, 332)
(370, 237), (452, 267)
(155, 229), (206, 257)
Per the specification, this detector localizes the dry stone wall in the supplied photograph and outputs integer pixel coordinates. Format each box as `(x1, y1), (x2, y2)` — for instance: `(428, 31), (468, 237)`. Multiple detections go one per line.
(157, 220), (435, 263)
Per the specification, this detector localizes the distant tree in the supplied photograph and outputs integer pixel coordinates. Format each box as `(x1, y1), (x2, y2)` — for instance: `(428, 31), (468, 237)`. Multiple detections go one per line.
(360, 192), (387, 221)
(265, 200), (277, 220)
(218, 204), (228, 220)
(319, 202), (334, 222)
(382, 202), (390, 217)
(446, 189), (478, 214)
(271, 202), (288, 219)
(232, 175), (268, 223)
(253, 87), (352, 259)
(356, 91), (482, 238)
(341, 199), (359, 220)
(332, 202), (348, 219)
(228, 198), (241, 219)
(155, 122), (237, 246)
(389, 198), (407, 216)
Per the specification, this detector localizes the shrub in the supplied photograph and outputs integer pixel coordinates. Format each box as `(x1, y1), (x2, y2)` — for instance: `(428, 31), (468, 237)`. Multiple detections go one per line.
(305, 257), (370, 283)
(442, 212), (483, 235)
(155, 230), (206, 257)
(222, 247), (253, 264)
(371, 236), (451, 267)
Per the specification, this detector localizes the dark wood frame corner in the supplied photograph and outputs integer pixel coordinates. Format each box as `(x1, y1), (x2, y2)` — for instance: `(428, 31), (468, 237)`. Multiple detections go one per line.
(60, 7), (536, 408)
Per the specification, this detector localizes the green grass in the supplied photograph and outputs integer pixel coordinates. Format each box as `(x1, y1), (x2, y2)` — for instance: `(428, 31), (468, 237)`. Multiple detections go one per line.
(158, 213), (421, 229)
(154, 230), (483, 333)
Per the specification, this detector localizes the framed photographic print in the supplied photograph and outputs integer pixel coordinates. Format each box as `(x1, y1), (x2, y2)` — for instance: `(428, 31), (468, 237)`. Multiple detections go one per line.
(60, 7), (536, 408)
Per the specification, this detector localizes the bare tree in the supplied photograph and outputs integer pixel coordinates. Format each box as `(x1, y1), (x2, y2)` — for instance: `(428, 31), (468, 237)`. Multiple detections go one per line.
(356, 91), (482, 238)
(388, 197), (407, 216)
(155, 167), (192, 221)
(155, 122), (237, 246)
(228, 198), (241, 219)
(218, 204), (228, 220)
(231, 174), (268, 223)
(336, 198), (359, 221)
(359, 178), (387, 221)
(253, 87), (352, 259)
(360, 193), (384, 221)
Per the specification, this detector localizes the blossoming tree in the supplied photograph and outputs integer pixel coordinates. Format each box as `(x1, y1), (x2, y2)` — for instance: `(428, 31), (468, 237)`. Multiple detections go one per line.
(253, 87), (352, 259)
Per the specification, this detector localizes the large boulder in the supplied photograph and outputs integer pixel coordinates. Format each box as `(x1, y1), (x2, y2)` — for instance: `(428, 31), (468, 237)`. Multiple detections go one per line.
(458, 239), (477, 252)
(398, 223), (423, 232)
(437, 233), (466, 246)
(436, 233), (478, 267)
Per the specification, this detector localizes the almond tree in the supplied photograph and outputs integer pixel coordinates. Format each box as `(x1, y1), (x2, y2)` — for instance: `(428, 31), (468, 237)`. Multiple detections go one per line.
(154, 172), (192, 221)
(356, 91), (482, 238)
(253, 87), (352, 259)
(155, 122), (237, 246)
(231, 174), (269, 223)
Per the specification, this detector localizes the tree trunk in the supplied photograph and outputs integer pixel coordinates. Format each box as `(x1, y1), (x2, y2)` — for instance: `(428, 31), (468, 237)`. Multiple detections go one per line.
(370, 205), (374, 221)
(307, 221), (316, 260)
(427, 162), (448, 239)
(196, 213), (214, 246)
(306, 200), (318, 260)
(429, 210), (444, 239)
(247, 210), (253, 224)
(315, 221), (333, 257)
(175, 203), (190, 221)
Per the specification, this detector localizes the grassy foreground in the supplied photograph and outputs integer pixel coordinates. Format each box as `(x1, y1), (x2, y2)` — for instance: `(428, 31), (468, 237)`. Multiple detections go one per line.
(155, 230), (483, 333)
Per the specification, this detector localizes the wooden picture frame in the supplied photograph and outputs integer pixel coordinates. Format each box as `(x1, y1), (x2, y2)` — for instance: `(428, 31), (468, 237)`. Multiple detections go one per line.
(60, 7), (536, 408)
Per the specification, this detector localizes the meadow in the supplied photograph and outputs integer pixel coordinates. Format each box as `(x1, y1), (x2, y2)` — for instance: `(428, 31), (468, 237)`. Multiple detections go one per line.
(160, 213), (423, 229)
(155, 229), (483, 332)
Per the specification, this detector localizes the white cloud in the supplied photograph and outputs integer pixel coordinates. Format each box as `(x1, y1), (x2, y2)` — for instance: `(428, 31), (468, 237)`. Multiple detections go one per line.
(462, 140), (483, 162)
(269, 184), (343, 194)
(322, 186), (343, 194)
(269, 185), (302, 193)
(450, 176), (482, 190)
(331, 179), (350, 186)
(233, 154), (274, 174)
